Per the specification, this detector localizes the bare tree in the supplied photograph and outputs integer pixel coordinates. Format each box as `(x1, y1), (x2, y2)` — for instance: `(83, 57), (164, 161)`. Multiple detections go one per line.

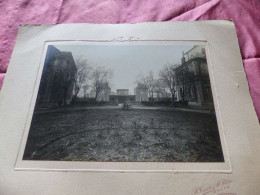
(91, 65), (113, 101)
(73, 56), (91, 102)
(136, 71), (156, 103)
(62, 72), (74, 106)
(153, 79), (165, 100)
(175, 64), (195, 106)
(82, 84), (89, 100)
(159, 64), (178, 102)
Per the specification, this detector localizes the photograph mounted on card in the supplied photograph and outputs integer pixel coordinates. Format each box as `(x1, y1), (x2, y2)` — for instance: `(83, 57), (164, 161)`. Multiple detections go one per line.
(15, 40), (231, 172)
(2, 21), (260, 194)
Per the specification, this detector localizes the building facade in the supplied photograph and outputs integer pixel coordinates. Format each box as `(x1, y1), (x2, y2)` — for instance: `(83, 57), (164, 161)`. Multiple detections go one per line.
(109, 95), (136, 104)
(175, 45), (214, 107)
(152, 90), (172, 101)
(97, 83), (111, 101)
(89, 83), (111, 102)
(134, 83), (149, 102)
(117, 89), (129, 95)
(37, 46), (77, 106)
(110, 88), (135, 103)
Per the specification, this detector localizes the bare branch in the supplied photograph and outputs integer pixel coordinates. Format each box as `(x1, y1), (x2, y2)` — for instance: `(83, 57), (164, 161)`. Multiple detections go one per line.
(135, 71), (156, 99)
(73, 56), (92, 100)
(159, 63), (178, 101)
(90, 65), (113, 100)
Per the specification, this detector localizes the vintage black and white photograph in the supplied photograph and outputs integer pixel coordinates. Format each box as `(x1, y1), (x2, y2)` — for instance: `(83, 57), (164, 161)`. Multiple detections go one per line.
(23, 43), (224, 162)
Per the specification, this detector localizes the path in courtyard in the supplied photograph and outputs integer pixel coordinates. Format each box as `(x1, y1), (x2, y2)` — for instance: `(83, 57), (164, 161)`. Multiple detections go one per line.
(35, 104), (214, 114)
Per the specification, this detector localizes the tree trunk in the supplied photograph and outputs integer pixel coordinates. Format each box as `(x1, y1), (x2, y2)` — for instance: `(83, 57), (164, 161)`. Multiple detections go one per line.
(72, 94), (77, 104)
(95, 90), (98, 104)
(181, 88), (184, 107)
(182, 92), (185, 107)
(171, 91), (175, 102)
(63, 88), (67, 109)
(151, 92), (154, 105)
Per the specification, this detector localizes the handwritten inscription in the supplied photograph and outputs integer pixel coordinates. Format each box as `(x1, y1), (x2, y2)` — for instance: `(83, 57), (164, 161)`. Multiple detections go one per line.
(111, 36), (140, 41)
(193, 179), (234, 195)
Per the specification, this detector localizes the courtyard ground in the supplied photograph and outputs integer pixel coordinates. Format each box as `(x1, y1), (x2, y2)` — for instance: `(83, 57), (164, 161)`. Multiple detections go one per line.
(23, 108), (224, 162)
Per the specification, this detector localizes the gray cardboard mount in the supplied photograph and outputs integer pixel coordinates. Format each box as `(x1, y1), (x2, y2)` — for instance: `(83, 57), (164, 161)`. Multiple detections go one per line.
(0, 21), (260, 194)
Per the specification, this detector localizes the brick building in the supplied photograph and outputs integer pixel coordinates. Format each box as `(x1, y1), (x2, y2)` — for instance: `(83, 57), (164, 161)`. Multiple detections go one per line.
(175, 45), (213, 107)
(36, 46), (77, 106)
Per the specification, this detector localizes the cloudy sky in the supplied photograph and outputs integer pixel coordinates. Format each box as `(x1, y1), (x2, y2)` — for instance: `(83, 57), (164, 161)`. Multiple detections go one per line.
(55, 44), (193, 94)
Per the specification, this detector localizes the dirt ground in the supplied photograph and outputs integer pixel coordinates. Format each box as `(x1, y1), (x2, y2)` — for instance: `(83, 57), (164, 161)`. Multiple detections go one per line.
(23, 108), (224, 162)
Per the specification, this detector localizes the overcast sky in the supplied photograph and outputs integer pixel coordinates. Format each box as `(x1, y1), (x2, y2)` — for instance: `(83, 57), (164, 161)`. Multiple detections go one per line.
(55, 44), (193, 94)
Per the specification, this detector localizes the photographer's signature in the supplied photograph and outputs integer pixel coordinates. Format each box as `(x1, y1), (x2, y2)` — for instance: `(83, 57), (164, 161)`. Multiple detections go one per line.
(193, 179), (235, 195)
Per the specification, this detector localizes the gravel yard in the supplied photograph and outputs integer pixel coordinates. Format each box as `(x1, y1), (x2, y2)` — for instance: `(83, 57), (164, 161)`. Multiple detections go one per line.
(23, 108), (224, 162)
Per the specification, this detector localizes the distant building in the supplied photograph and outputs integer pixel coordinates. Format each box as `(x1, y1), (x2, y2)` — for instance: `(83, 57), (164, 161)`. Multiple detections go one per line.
(117, 89), (129, 95)
(161, 91), (172, 98)
(175, 45), (213, 107)
(89, 90), (96, 98)
(134, 83), (148, 102)
(84, 93), (90, 98)
(37, 46), (77, 106)
(96, 83), (111, 101)
(109, 88), (135, 103)
(153, 90), (172, 100)
(110, 91), (116, 95)
(109, 94), (136, 104)
(89, 83), (111, 101)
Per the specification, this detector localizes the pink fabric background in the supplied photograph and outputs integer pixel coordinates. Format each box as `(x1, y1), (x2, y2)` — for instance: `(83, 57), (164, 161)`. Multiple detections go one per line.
(0, 0), (259, 120)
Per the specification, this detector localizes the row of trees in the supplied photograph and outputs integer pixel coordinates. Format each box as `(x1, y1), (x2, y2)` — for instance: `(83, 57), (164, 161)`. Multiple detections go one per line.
(136, 63), (195, 105)
(72, 56), (112, 102)
(68, 56), (194, 105)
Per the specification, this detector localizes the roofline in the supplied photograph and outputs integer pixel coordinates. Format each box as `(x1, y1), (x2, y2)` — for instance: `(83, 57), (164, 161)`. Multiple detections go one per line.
(183, 45), (199, 55)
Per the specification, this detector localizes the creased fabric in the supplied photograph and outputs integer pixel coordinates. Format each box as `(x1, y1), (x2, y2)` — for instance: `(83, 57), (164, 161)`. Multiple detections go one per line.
(0, 0), (259, 119)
